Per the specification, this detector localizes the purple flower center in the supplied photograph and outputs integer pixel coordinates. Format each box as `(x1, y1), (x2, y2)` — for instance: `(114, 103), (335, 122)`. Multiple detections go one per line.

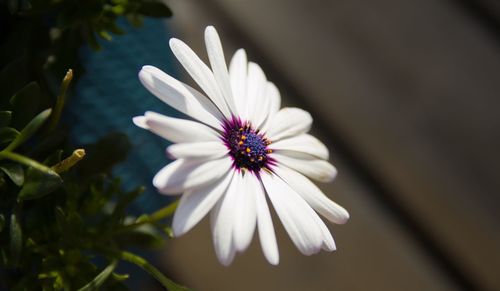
(222, 118), (273, 173)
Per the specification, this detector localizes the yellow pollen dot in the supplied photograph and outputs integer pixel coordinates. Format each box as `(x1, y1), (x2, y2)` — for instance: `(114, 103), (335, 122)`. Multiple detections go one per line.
(267, 149), (273, 153)
(241, 135), (247, 140)
(246, 147), (251, 153)
(238, 141), (243, 145)
(258, 156), (263, 161)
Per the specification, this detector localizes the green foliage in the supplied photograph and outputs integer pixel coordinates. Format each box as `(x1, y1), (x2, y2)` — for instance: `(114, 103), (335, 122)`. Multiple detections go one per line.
(0, 0), (190, 290)
(0, 75), (187, 290)
(1, 0), (172, 79)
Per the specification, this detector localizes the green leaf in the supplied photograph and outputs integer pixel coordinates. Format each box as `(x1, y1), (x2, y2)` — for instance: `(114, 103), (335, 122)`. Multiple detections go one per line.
(0, 150), (55, 173)
(153, 199), (178, 218)
(0, 162), (24, 186)
(0, 175), (6, 190)
(85, 24), (102, 51)
(110, 186), (145, 224)
(9, 82), (42, 129)
(10, 210), (22, 267)
(163, 226), (174, 239)
(126, 14), (143, 27)
(0, 57), (27, 106)
(0, 111), (12, 127)
(0, 248), (7, 266)
(137, 2), (172, 18)
(0, 214), (5, 232)
(111, 272), (129, 282)
(5, 108), (52, 152)
(66, 210), (84, 233)
(98, 30), (113, 41)
(0, 127), (20, 145)
(19, 0), (31, 10)
(18, 165), (62, 201)
(116, 225), (163, 248)
(55, 206), (66, 231)
(119, 251), (191, 291)
(7, 0), (20, 14)
(106, 22), (125, 35)
(46, 69), (73, 133)
(77, 260), (118, 291)
(43, 149), (63, 166)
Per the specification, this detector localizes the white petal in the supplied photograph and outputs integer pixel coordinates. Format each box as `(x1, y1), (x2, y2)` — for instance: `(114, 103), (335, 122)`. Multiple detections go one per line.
(166, 142), (227, 159)
(274, 165), (349, 224)
(172, 172), (234, 236)
(229, 49), (247, 120)
(261, 172), (323, 255)
(259, 81), (281, 132)
(211, 174), (241, 265)
(143, 111), (219, 143)
(270, 134), (329, 160)
(205, 26), (238, 116)
(153, 157), (232, 194)
(138, 66), (223, 130)
(313, 214), (337, 251)
(132, 116), (148, 129)
(255, 178), (279, 265)
(273, 153), (337, 183)
(169, 38), (231, 118)
(232, 173), (258, 252)
(266, 82), (281, 117)
(246, 62), (268, 127)
(266, 107), (312, 141)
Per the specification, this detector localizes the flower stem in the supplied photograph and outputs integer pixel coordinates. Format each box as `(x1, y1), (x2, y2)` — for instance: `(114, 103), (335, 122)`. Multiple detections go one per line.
(77, 259), (118, 291)
(51, 149), (85, 173)
(0, 150), (55, 174)
(46, 69), (73, 132)
(148, 199), (179, 223)
(118, 200), (179, 232)
(119, 251), (190, 291)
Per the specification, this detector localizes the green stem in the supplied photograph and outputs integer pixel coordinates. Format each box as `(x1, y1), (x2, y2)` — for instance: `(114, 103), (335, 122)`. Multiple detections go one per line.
(46, 69), (73, 132)
(0, 151), (55, 174)
(118, 200), (179, 232)
(149, 199), (179, 223)
(119, 251), (189, 291)
(77, 259), (118, 291)
(4, 109), (52, 152)
(51, 149), (85, 173)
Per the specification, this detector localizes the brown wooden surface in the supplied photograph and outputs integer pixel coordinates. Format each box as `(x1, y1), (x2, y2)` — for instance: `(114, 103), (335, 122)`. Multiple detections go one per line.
(157, 0), (500, 290)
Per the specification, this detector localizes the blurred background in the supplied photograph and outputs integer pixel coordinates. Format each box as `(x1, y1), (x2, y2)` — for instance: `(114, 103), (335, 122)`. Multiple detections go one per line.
(160, 1), (500, 290)
(72, 0), (500, 290)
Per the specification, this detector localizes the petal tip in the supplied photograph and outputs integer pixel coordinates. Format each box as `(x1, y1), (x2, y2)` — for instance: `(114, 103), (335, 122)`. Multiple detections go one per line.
(169, 38), (182, 49)
(235, 48), (246, 56)
(216, 252), (235, 266)
(132, 116), (148, 129)
(172, 222), (186, 238)
(337, 209), (350, 224)
(266, 255), (279, 265)
(205, 25), (216, 34)
(165, 146), (175, 160)
(140, 65), (155, 71)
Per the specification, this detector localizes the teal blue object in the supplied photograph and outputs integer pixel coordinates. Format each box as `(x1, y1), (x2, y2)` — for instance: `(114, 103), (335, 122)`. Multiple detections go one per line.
(67, 18), (180, 213)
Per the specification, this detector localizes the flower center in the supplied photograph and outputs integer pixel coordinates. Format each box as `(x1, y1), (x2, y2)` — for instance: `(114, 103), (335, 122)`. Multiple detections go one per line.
(222, 118), (273, 173)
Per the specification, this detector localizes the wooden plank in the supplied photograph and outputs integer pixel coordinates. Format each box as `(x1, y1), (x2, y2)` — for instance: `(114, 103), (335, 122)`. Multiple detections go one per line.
(155, 1), (463, 290)
(176, 0), (500, 289)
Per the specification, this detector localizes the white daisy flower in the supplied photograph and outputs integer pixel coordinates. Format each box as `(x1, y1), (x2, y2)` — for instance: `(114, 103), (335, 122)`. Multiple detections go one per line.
(133, 26), (349, 266)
